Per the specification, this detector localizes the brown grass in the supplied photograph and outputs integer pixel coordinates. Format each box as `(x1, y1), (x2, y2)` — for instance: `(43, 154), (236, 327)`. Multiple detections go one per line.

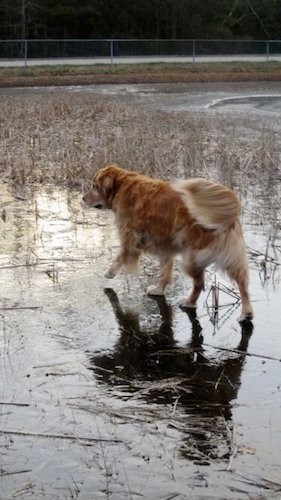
(0, 91), (279, 198)
(1, 61), (281, 87)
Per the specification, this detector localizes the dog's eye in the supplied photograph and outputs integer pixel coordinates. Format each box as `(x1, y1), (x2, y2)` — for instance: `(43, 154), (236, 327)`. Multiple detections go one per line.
(92, 182), (99, 191)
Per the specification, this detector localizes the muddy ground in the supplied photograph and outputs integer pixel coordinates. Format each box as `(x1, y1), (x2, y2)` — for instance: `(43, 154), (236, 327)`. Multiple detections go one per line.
(0, 83), (281, 499)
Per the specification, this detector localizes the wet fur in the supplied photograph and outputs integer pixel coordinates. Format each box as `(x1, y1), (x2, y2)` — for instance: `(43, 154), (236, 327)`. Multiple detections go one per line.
(83, 165), (253, 321)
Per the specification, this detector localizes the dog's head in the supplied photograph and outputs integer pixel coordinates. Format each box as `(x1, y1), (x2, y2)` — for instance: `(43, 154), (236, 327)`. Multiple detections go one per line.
(83, 164), (127, 209)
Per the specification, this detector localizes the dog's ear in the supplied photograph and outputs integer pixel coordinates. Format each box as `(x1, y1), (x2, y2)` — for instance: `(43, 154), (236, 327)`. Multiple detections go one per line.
(98, 172), (116, 206)
(100, 174), (114, 195)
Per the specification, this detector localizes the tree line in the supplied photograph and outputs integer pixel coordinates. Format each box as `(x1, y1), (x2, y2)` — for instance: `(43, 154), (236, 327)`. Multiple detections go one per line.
(1, 0), (280, 40)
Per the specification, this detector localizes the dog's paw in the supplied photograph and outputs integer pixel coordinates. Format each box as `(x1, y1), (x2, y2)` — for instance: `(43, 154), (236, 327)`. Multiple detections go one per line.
(147, 285), (165, 296)
(105, 269), (116, 279)
(179, 298), (197, 309)
(239, 311), (254, 323)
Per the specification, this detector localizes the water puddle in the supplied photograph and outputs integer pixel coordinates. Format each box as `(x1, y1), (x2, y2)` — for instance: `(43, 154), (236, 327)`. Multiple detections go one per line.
(1, 177), (281, 499)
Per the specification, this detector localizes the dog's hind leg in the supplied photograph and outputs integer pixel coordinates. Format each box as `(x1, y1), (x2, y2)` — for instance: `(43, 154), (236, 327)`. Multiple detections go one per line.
(179, 267), (205, 308)
(226, 266), (253, 321)
(147, 256), (174, 296)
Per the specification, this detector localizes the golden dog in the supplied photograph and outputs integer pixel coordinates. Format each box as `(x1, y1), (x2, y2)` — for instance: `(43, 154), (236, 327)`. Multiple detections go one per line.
(83, 165), (253, 321)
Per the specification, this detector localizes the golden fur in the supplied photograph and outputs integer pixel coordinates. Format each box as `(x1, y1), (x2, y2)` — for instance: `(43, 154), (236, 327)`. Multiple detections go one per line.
(83, 165), (253, 321)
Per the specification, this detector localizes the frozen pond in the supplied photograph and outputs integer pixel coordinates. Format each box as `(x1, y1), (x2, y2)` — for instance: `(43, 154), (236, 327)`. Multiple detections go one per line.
(66, 81), (281, 115)
(2, 81), (281, 115)
(0, 83), (281, 499)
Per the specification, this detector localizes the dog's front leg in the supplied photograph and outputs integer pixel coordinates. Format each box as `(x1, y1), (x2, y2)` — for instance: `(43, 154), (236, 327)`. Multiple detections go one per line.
(147, 256), (174, 296)
(105, 253), (124, 278)
(105, 249), (140, 279)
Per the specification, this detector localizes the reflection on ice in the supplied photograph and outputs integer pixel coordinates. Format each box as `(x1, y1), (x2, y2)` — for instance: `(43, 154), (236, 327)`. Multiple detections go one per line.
(35, 189), (105, 252)
(90, 289), (253, 463)
(0, 184), (111, 270)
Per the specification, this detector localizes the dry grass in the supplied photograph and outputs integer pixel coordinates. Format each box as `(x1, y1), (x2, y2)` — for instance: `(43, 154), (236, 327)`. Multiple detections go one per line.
(0, 91), (280, 198)
(1, 61), (281, 87)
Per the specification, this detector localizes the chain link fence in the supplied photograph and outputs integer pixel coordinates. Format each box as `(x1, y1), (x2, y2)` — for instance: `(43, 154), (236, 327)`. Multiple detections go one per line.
(0, 39), (280, 66)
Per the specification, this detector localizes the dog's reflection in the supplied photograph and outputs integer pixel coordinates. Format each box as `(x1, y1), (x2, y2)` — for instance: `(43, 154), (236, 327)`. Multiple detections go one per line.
(90, 289), (253, 462)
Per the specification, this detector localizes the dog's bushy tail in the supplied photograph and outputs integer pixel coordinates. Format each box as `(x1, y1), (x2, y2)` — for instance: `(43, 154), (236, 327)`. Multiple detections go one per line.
(173, 178), (241, 231)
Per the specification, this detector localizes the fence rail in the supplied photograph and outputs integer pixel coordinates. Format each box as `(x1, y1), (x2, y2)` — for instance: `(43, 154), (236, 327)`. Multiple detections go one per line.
(1, 39), (281, 67)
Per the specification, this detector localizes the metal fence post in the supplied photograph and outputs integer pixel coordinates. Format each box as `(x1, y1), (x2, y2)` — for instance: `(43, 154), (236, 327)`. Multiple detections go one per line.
(24, 39), (28, 73)
(266, 40), (269, 63)
(192, 39), (195, 63)
(110, 39), (114, 66)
